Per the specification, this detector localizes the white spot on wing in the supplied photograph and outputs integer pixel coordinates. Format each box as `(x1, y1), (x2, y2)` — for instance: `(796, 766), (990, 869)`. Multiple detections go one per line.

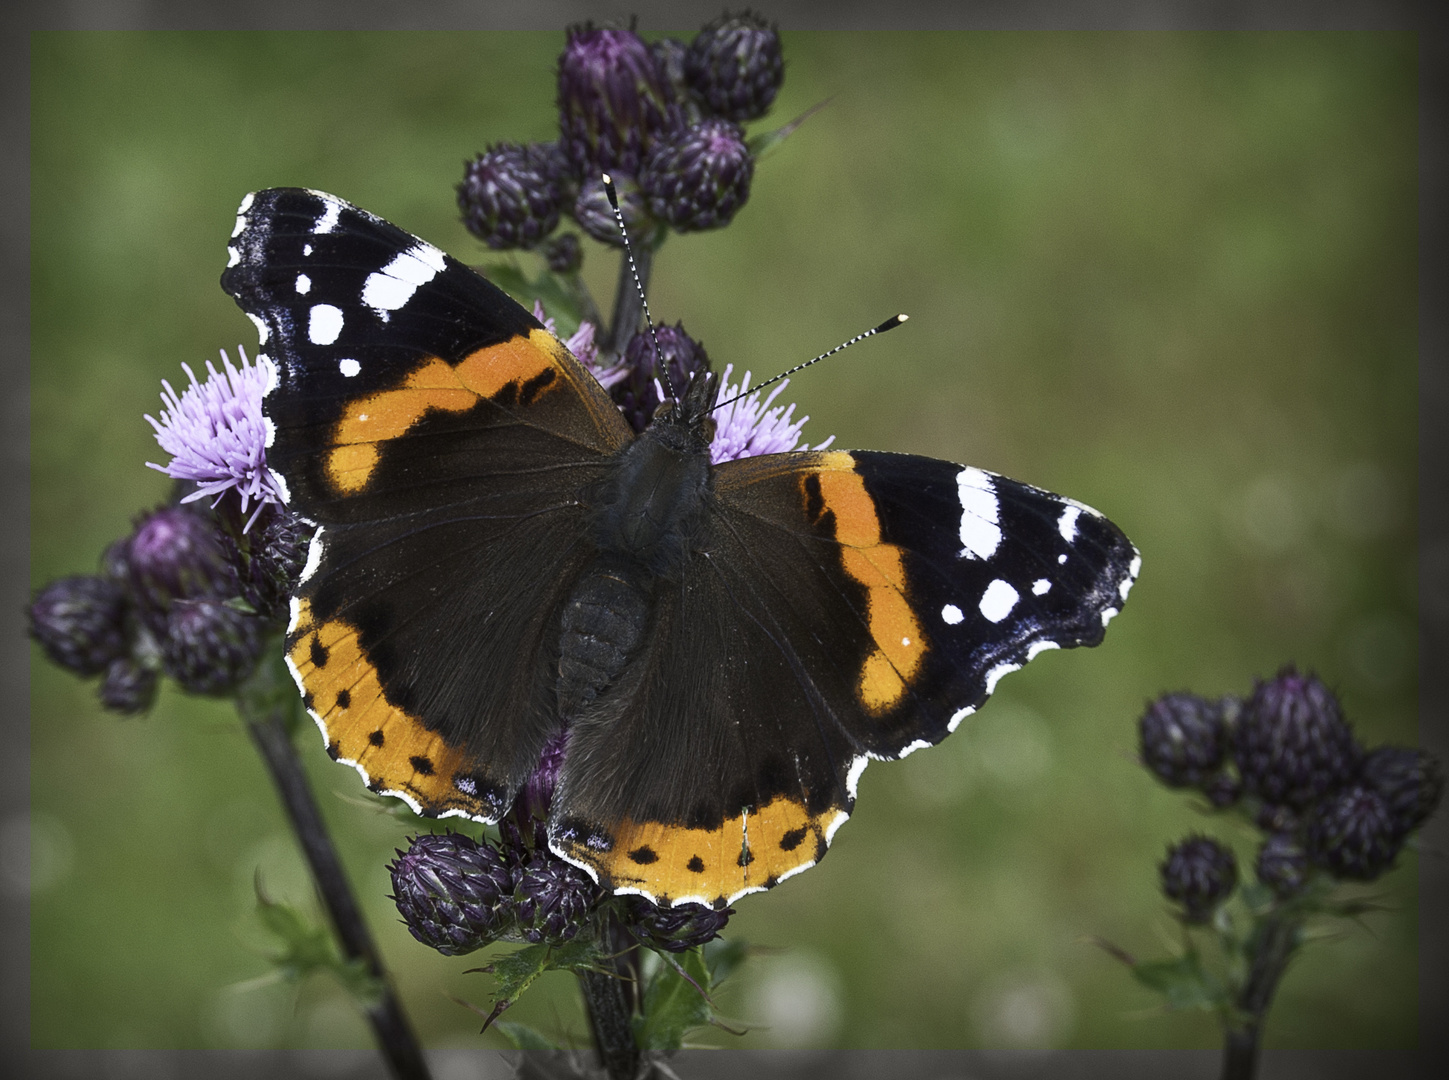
(246, 312), (269, 345)
(309, 304), (343, 345)
(303, 243), (313, 256)
(295, 273), (311, 295)
(897, 739), (932, 759)
(1058, 553), (1068, 565)
(262, 415), (276, 449)
(979, 579), (1019, 623)
(338, 358), (361, 378)
(1058, 505), (1082, 543)
(823, 808), (851, 844)
(271, 468), (290, 503)
(984, 660), (1021, 696)
(948, 705), (975, 732)
(226, 245), (240, 267)
(846, 755), (869, 799)
(1026, 640), (1060, 660)
(941, 603), (964, 625)
(362, 243), (448, 316)
(956, 467), (1002, 560)
(1032, 579), (1051, 596)
(313, 195), (342, 234)
(300, 526), (325, 584)
(1101, 606), (1120, 627)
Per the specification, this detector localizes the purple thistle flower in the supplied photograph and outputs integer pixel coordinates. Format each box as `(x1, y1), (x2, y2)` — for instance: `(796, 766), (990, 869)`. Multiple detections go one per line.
(531, 301), (608, 384)
(146, 347), (282, 528)
(710, 363), (833, 463)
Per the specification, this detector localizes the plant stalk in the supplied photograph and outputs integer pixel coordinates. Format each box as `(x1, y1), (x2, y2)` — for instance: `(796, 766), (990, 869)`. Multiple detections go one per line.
(601, 244), (653, 356)
(579, 965), (640, 1080)
(246, 707), (433, 1080)
(1220, 911), (1298, 1080)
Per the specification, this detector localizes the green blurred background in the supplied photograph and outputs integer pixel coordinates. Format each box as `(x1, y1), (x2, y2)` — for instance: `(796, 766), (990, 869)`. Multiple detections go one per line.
(30, 32), (1417, 1051)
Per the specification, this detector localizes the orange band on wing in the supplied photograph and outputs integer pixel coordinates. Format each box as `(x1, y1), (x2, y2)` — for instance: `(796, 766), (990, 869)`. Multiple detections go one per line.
(325, 329), (564, 494)
(288, 598), (493, 819)
(813, 453), (927, 714)
(556, 796), (845, 908)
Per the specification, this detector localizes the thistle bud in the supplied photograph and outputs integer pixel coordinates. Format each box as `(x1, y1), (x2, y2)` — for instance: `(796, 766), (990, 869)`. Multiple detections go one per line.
(1160, 835), (1237, 923)
(391, 833), (515, 955)
(1305, 784), (1403, 881)
(1360, 746), (1443, 837)
(126, 506), (232, 632)
(99, 655), (159, 715)
(571, 173), (657, 249)
(512, 850), (602, 945)
(542, 232), (583, 274)
(616, 323), (712, 433)
(684, 11), (784, 122)
(629, 898), (733, 953)
(458, 142), (570, 250)
(28, 575), (129, 677)
(161, 598), (266, 696)
(1232, 667), (1359, 809)
(557, 26), (680, 177)
(1138, 693), (1225, 789)
(641, 118), (753, 232)
(1255, 833), (1310, 899)
(217, 503), (311, 622)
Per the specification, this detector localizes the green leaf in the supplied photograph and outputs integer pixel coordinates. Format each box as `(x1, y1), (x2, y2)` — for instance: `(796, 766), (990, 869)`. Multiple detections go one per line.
(483, 262), (588, 339)
(747, 98), (830, 162)
(494, 1021), (561, 1050)
(1130, 951), (1230, 1012)
(703, 936), (749, 987)
(635, 947), (712, 1052)
(251, 878), (383, 1005)
(479, 938), (606, 1032)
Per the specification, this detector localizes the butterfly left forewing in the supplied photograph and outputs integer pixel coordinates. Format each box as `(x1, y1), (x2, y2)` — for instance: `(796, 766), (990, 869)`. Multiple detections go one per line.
(222, 188), (634, 821)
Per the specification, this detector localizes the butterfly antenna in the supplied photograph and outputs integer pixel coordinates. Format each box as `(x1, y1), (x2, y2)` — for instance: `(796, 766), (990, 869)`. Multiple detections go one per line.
(711, 313), (909, 413)
(602, 173), (675, 402)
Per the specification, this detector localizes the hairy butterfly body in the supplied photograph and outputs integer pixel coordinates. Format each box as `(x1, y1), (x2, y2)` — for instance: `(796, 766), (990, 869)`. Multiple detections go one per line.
(223, 188), (1140, 908)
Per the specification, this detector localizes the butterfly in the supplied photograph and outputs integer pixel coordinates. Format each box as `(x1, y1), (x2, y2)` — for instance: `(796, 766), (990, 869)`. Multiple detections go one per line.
(222, 188), (1140, 910)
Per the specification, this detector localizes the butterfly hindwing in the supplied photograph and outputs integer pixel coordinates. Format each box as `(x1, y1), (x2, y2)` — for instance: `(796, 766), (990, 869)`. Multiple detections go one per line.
(549, 449), (1139, 906)
(223, 188), (633, 821)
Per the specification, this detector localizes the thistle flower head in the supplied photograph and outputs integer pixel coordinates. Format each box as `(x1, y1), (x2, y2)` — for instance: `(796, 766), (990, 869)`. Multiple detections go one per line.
(146, 347), (282, 527)
(711, 363), (833, 463)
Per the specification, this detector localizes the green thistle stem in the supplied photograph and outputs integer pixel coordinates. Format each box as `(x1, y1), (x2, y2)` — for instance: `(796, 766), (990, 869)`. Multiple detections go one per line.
(1221, 911), (1299, 1080)
(245, 702), (433, 1080)
(575, 907), (642, 1078)
(602, 243), (653, 356)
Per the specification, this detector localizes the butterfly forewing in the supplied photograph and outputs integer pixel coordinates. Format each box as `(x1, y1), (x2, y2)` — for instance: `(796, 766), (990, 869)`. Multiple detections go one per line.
(548, 449), (1139, 906)
(223, 188), (632, 821)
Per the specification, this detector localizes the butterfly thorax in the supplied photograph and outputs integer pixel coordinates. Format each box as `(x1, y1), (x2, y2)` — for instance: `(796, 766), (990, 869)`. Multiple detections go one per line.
(556, 372), (720, 721)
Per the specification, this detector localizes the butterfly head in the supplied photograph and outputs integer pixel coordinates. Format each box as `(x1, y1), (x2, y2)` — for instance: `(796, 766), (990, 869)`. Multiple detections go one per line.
(647, 368), (720, 453)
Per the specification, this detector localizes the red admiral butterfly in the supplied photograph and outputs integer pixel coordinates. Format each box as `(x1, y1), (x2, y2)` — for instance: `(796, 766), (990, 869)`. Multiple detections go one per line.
(223, 188), (1139, 909)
